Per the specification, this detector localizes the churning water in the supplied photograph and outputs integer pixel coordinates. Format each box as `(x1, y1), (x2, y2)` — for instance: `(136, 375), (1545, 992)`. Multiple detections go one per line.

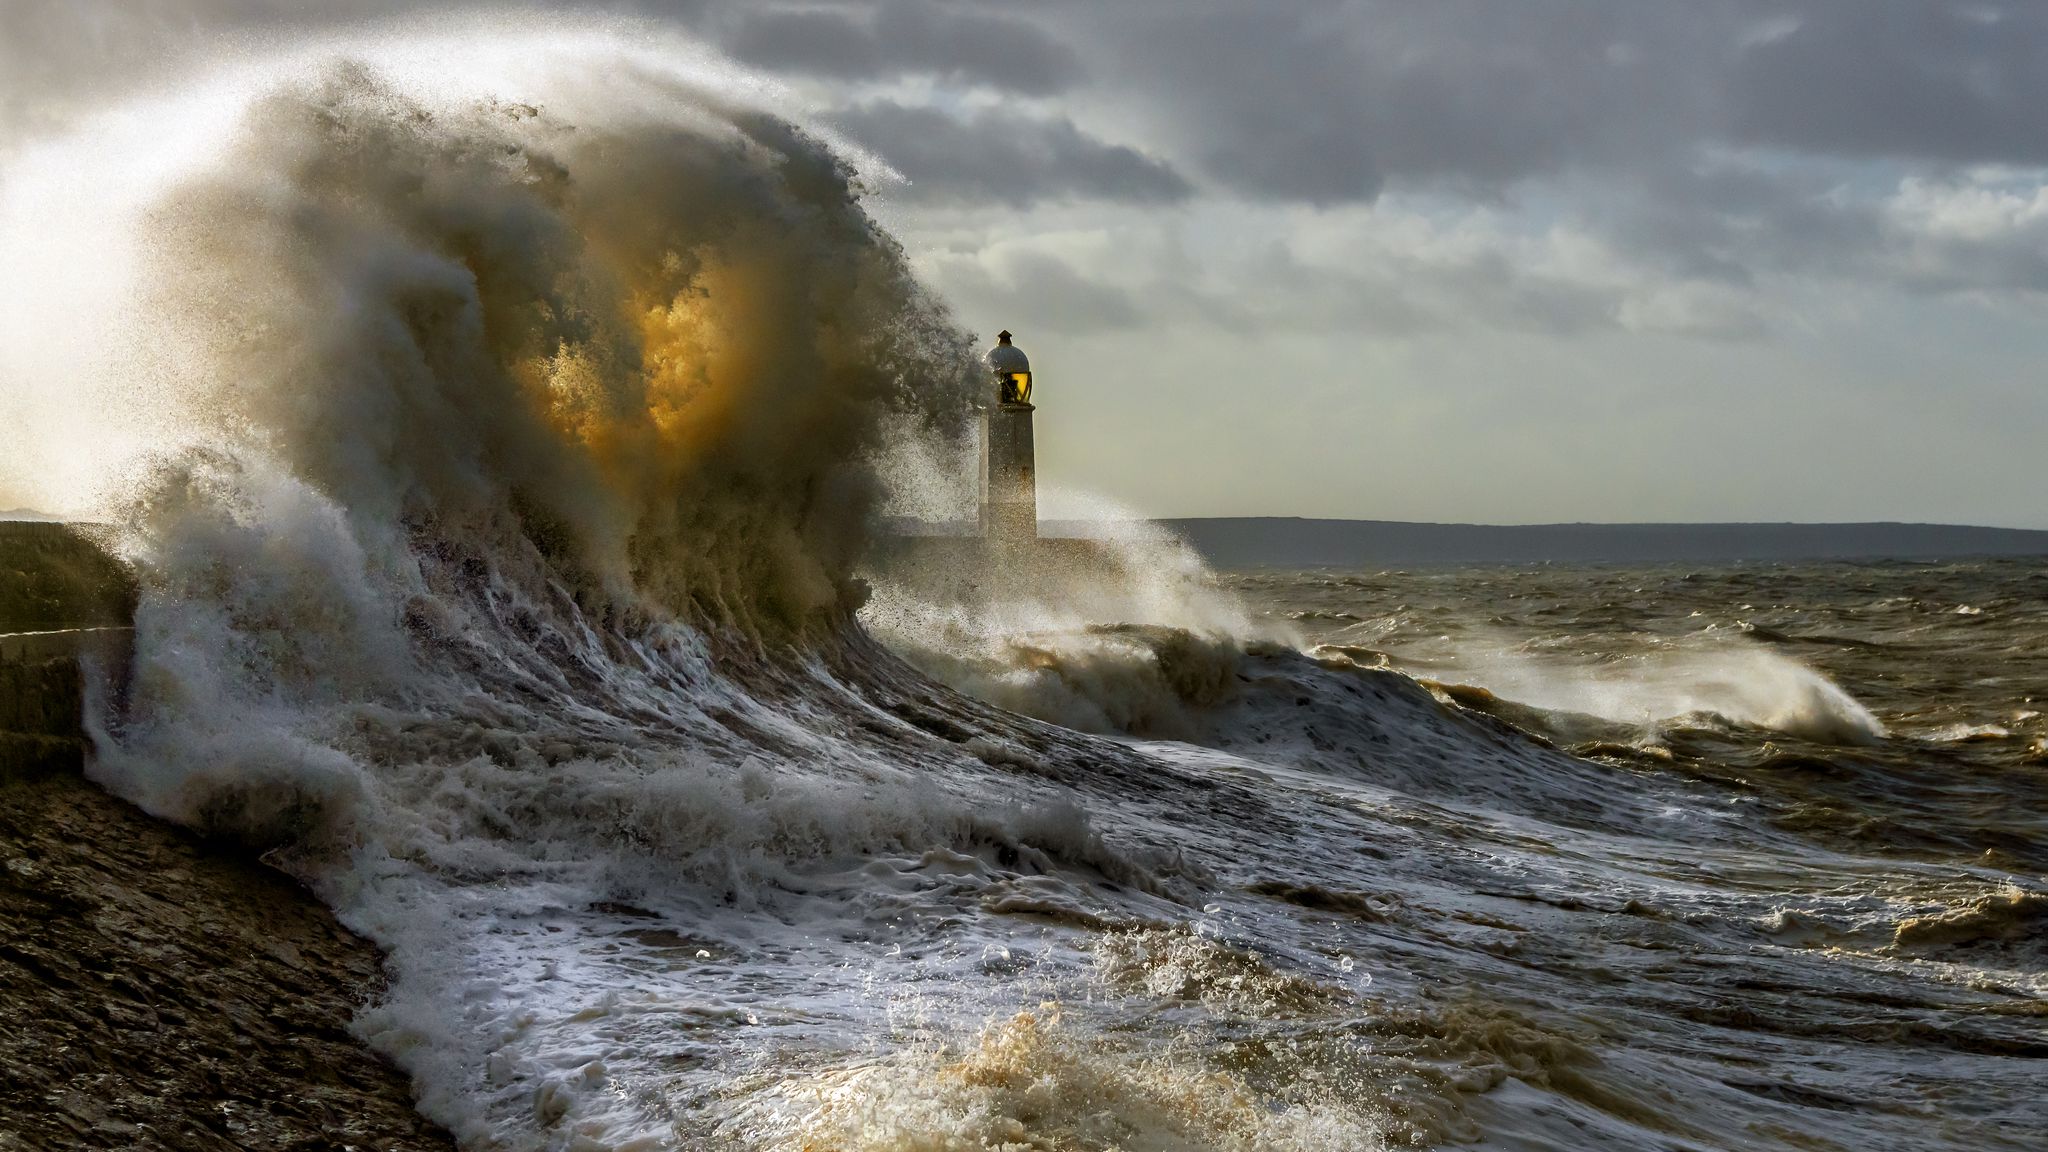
(3, 26), (2041, 1152)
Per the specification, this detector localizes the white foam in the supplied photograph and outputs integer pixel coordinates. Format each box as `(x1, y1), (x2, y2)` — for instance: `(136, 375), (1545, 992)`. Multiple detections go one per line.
(1414, 642), (1887, 745)
(20, 19), (2032, 1152)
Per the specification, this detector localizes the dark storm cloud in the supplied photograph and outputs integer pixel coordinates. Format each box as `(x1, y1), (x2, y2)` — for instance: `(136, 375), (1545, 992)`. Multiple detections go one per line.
(11, 0), (2048, 302)
(21, 1), (2048, 187)
(1073, 1), (1711, 204)
(991, 1), (2048, 201)
(1728, 3), (2048, 166)
(831, 101), (1191, 206)
(956, 0), (2048, 304)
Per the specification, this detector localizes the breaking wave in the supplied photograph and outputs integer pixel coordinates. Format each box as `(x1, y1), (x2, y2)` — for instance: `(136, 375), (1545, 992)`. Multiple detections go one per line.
(7, 21), (2040, 1152)
(1396, 644), (1885, 746)
(14, 33), (1216, 1147)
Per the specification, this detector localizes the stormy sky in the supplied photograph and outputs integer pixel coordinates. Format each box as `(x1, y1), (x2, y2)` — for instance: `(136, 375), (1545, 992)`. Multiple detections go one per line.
(7, 1), (2048, 526)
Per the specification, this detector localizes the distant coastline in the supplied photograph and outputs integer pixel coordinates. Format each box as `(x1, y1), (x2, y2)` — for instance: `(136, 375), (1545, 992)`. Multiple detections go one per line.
(1040, 517), (2048, 569)
(18, 512), (2047, 569)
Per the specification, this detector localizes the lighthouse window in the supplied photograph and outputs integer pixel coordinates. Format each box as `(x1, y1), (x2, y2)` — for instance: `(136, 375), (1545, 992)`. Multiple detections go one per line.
(1003, 372), (1032, 404)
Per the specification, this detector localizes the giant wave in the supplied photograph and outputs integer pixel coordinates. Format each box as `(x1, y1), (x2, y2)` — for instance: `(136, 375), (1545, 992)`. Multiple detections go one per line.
(5, 25), (2041, 1152)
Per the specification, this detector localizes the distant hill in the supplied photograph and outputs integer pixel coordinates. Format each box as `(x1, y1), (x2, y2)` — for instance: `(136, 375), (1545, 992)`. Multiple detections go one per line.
(1041, 518), (2048, 569)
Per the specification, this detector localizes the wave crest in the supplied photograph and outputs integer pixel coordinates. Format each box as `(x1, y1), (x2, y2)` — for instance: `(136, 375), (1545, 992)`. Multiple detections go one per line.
(123, 58), (970, 639)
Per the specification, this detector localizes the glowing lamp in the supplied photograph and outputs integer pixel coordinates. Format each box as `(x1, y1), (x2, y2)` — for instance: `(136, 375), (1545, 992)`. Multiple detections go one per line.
(988, 330), (1033, 406)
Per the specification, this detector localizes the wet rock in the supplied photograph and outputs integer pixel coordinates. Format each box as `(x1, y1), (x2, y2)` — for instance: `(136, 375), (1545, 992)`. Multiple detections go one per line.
(0, 773), (452, 1151)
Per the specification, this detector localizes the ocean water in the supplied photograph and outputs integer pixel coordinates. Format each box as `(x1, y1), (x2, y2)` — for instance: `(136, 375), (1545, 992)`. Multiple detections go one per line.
(3, 27), (2042, 1152)
(862, 556), (2048, 1152)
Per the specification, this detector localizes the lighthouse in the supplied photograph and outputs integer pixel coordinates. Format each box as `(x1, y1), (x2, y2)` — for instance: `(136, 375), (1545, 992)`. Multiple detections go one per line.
(979, 330), (1037, 545)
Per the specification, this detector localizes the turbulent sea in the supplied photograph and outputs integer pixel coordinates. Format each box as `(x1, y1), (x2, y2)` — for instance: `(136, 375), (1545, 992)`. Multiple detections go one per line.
(856, 556), (2048, 1152)
(1207, 561), (2048, 1149)
(2, 27), (2042, 1152)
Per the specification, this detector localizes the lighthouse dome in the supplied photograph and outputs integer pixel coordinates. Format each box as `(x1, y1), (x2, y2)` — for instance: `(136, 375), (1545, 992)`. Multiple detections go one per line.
(986, 330), (1034, 405)
(986, 331), (1030, 374)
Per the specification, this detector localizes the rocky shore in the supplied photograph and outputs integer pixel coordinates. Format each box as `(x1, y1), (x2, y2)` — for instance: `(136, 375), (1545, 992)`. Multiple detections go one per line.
(0, 770), (454, 1151)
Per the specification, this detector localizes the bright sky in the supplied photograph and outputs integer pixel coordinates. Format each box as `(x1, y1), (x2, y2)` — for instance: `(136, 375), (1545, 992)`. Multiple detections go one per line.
(6, 1), (2047, 526)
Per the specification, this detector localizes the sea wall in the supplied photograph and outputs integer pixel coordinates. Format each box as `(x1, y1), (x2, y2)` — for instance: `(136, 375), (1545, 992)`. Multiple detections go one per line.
(0, 629), (131, 779)
(0, 522), (136, 779)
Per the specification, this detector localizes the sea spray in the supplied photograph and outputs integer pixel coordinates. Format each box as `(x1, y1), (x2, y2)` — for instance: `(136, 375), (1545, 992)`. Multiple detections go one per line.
(13, 35), (1144, 1146)
(7, 22), (2043, 1152)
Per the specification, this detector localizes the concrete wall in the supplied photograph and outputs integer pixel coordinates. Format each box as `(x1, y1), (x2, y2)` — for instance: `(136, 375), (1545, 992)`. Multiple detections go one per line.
(0, 629), (132, 778)
(1, 523), (136, 777)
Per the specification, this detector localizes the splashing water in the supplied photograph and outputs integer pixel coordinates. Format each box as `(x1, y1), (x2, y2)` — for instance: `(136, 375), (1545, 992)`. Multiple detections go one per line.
(5, 20), (2043, 1152)
(1422, 644), (1887, 745)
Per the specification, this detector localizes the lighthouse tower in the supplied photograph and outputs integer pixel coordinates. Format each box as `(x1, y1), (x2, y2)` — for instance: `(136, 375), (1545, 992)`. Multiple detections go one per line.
(979, 330), (1037, 546)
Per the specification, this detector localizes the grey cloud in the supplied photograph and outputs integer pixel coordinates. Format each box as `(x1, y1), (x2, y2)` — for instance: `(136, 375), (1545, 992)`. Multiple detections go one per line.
(935, 251), (1145, 335)
(26, 2), (2048, 191)
(1894, 240), (2048, 297)
(21, 1), (2048, 186)
(713, 1), (1082, 95)
(1728, 3), (2048, 166)
(832, 102), (1191, 206)
(1053, 1), (1724, 204)
(1026, 1), (2048, 201)
(1575, 160), (2048, 300)
(1251, 245), (1768, 342)
(931, 217), (1768, 347)
(1575, 162), (1878, 286)
(962, 0), (2048, 307)
(13, 0), (2048, 312)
